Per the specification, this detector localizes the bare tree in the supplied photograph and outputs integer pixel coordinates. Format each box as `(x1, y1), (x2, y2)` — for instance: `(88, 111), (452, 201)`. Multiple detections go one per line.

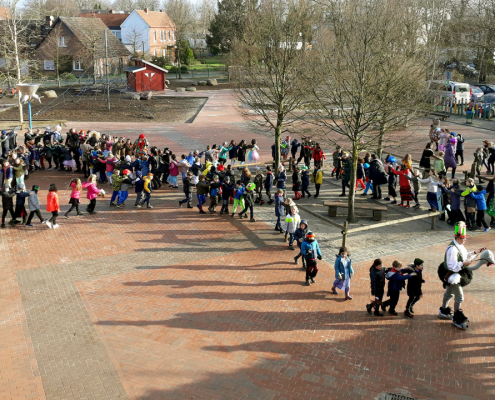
(308, 0), (428, 222)
(123, 25), (145, 56)
(194, 0), (216, 37)
(112, 0), (136, 10)
(45, 0), (80, 17)
(231, 0), (316, 169)
(136, 0), (160, 10)
(163, 0), (195, 78)
(0, 0), (36, 123)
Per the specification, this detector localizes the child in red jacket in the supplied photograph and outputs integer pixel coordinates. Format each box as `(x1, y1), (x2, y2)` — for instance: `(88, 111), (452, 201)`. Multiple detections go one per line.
(390, 164), (413, 208)
(46, 183), (60, 229)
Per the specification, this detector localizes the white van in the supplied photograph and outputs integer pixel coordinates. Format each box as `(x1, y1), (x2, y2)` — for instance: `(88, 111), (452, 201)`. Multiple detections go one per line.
(428, 80), (471, 104)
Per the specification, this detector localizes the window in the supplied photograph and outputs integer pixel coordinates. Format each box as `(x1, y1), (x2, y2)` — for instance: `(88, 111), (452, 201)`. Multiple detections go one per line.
(153, 31), (156, 42)
(44, 60), (55, 70)
(72, 60), (83, 71)
(162, 49), (166, 57)
(58, 36), (66, 47)
(168, 30), (170, 40)
(172, 30), (175, 41)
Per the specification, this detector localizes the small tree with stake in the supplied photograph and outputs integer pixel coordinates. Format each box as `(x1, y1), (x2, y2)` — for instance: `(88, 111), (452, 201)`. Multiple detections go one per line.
(307, 0), (428, 223)
(231, 0), (316, 169)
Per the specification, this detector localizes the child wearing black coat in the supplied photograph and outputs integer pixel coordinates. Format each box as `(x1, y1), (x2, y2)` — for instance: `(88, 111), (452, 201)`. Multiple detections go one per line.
(366, 259), (385, 316)
(220, 176), (235, 215)
(404, 258), (425, 318)
(265, 166), (274, 204)
(179, 171), (194, 208)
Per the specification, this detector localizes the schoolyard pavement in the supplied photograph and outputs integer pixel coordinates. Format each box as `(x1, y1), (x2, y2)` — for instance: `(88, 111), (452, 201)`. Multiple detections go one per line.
(2, 89), (495, 400)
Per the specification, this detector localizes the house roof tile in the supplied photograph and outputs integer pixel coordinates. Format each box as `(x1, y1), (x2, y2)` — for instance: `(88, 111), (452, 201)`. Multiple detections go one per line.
(79, 13), (129, 29)
(0, 7), (11, 20)
(135, 10), (175, 28)
(59, 17), (130, 56)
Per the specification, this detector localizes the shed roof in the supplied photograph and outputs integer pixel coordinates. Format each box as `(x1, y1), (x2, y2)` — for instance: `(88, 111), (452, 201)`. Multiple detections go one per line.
(133, 58), (168, 73)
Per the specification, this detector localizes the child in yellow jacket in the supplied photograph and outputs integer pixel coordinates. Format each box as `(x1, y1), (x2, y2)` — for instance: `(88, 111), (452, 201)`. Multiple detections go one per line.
(311, 164), (323, 199)
(143, 173), (153, 208)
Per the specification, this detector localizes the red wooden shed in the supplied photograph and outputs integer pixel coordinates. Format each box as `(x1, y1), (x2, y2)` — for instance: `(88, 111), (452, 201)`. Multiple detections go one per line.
(125, 58), (168, 92)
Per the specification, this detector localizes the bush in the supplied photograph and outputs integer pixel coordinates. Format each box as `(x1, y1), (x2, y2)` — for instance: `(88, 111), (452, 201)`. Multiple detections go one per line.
(60, 72), (76, 80)
(151, 56), (168, 69)
(169, 65), (189, 74)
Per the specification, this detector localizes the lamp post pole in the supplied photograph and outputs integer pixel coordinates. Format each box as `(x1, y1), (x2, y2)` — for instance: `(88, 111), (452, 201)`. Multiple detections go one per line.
(16, 84), (40, 129)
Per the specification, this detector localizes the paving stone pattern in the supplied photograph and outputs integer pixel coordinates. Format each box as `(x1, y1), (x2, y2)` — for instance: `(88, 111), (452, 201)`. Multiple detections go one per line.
(3, 89), (495, 400)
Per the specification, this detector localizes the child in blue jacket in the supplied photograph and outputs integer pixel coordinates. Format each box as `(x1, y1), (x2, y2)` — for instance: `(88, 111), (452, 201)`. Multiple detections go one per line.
(231, 181), (245, 216)
(381, 261), (417, 315)
(265, 166), (274, 204)
(293, 219), (309, 269)
(470, 185), (490, 231)
(301, 231), (322, 285)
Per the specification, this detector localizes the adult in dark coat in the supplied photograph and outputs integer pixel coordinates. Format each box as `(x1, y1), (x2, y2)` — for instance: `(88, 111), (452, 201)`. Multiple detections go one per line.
(369, 154), (387, 199)
(419, 143), (435, 178)
(340, 155), (352, 196)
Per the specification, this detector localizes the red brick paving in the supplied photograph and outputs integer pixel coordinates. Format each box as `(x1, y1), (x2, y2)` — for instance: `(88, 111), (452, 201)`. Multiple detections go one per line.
(2, 89), (495, 400)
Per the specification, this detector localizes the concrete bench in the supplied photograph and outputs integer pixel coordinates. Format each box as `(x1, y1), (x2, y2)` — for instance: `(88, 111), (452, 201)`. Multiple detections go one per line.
(429, 111), (450, 121)
(323, 201), (388, 221)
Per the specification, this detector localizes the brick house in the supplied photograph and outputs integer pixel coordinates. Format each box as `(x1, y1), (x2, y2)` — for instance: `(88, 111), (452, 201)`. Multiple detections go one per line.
(79, 10), (130, 42)
(34, 16), (130, 77)
(120, 8), (176, 59)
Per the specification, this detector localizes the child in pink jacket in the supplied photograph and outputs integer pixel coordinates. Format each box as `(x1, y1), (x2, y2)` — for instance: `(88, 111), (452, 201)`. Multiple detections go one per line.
(82, 174), (104, 215)
(65, 178), (83, 218)
(99, 152), (118, 184)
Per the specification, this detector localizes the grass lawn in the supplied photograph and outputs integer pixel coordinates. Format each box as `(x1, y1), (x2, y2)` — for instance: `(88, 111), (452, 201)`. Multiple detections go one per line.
(165, 55), (227, 70)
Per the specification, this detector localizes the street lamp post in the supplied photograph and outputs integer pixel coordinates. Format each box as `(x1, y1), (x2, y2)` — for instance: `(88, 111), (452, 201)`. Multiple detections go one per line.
(16, 84), (40, 130)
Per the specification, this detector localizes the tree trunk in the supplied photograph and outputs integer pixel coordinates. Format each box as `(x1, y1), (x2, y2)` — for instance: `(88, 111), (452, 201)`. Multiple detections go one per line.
(274, 125), (281, 170)
(346, 142), (359, 223)
(377, 119), (385, 160)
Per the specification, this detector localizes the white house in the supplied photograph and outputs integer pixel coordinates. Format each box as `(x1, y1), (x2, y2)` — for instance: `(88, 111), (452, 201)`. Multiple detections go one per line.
(120, 8), (176, 58)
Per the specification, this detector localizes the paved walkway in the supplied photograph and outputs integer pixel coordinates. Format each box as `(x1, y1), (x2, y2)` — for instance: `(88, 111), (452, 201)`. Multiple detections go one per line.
(2, 89), (495, 400)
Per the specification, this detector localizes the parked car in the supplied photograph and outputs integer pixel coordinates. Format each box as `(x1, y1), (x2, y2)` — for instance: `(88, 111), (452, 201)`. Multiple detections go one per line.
(470, 86), (484, 100)
(428, 80), (471, 104)
(477, 84), (495, 95)
(482, 96), (495, 118)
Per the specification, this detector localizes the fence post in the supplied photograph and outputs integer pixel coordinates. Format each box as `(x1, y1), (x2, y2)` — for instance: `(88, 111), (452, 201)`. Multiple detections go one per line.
(341, 220), (348, 247)
(207, 65), (210, 78)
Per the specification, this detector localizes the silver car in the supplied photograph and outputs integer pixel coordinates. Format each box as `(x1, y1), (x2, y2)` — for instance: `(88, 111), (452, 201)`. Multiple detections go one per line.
(470, 86), (484, 100)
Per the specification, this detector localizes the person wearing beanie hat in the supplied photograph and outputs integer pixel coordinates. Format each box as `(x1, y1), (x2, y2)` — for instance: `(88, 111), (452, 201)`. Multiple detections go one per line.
(438, 221), (486, 328)
(300, 165), (311, 198)
(381, 260), (416, 315)
(117, 170), (133, 207)
(404, 259), (426, 318)
(208, 175), (221, 213)
(179, 171), (194, 209)
(220, 175), (235, 215)
(293, 219), (309, 269)
(301, 231), (322, 285)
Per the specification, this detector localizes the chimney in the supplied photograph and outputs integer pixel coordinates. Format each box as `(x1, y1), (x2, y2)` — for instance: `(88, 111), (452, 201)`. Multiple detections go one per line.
(45, 15), (54, 28)
(109, 9), (114, 14)
(144, 7), (149, 14)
